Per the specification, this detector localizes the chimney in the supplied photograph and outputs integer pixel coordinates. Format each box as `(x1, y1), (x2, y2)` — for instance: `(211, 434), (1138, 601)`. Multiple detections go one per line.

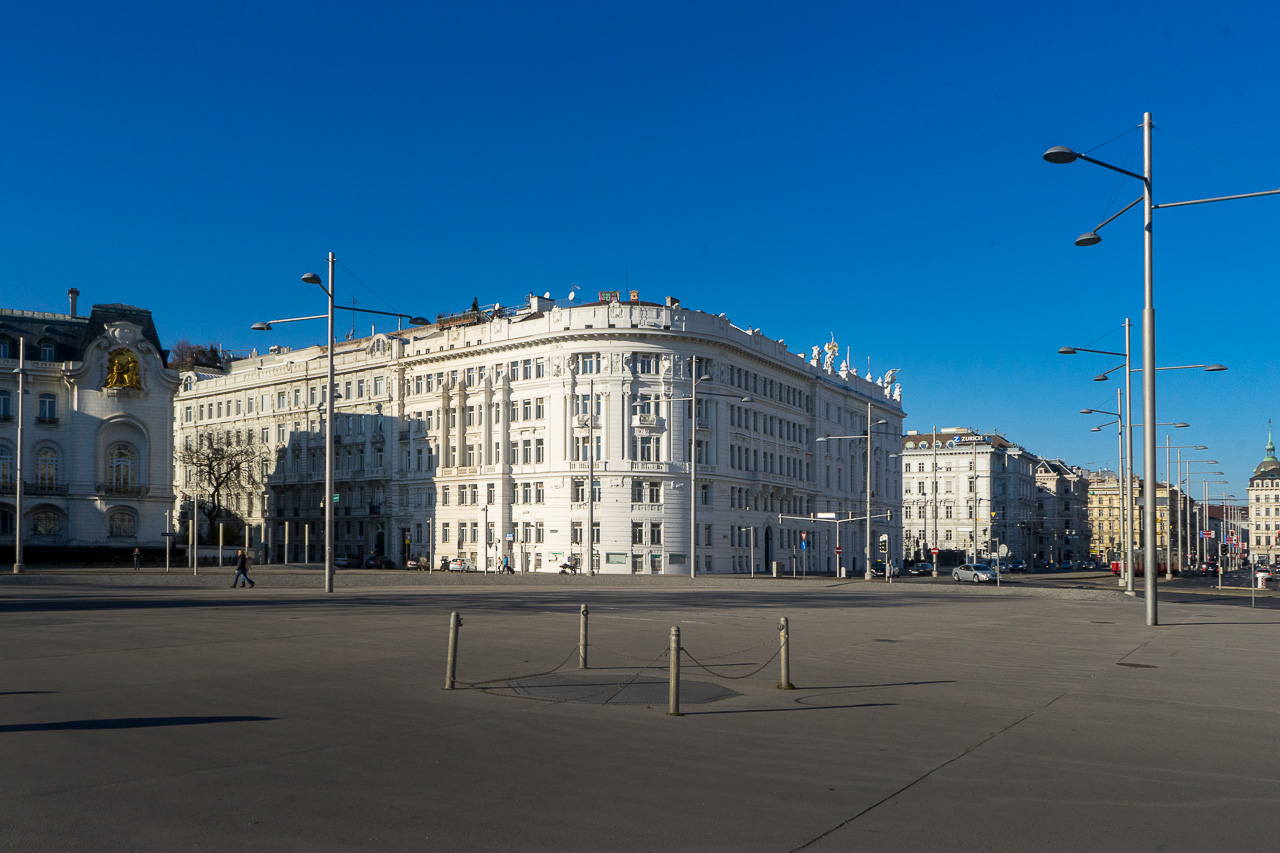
(68, 288), (80, 317)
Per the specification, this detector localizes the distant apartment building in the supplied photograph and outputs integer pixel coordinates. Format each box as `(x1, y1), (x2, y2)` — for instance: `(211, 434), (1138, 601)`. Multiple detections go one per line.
(175, 293), (905, 574)
(1247, 428), (1280, 564)
(899, 429), (1040, 563)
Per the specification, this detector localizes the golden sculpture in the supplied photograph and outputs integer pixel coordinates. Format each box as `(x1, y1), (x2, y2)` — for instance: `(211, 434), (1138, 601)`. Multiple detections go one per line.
(105, 348), (143, 390)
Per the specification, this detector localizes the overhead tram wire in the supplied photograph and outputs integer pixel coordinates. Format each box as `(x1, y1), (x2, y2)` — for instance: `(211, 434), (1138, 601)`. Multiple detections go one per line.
(335, 258), (399, 315)
(1155, 125), (1278, 194)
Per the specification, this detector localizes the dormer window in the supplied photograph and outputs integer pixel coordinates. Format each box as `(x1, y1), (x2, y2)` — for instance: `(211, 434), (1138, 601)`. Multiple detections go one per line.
(40, 342), (55, 361)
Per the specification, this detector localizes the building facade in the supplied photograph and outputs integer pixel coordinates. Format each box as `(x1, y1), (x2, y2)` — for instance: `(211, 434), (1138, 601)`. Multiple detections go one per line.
(1034, 458), (1091, 563)
(899, 428), (1040, 564)
(1247, 429), (1280, 565)
(174, 293), (905, 574)
(1, 294), (178, 561)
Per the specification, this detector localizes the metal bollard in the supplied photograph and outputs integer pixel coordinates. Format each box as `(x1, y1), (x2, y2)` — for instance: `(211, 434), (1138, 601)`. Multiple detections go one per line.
(668, 626), (681, 716)
(778, 616), (795, 690)
(444, 611), (462, 690)
(579, 603), (589, 669)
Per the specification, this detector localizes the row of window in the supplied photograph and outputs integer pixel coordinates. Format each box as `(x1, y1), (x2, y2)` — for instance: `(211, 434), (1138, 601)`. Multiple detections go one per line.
(0, 340), (57, 361)
(0, 390), (59, 420)
(0, 508), (136, 537)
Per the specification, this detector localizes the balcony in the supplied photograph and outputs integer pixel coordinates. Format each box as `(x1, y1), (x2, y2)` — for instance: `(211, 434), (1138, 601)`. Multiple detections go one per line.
(632, 413), (657, 427)
(575, 415), (600, 429)
(369, 504), (381, 515)
(35, 416), (59, 425)
(399, 429), (410, 442)
(25, 481), (69, 496)
(96, 483), (150, 498)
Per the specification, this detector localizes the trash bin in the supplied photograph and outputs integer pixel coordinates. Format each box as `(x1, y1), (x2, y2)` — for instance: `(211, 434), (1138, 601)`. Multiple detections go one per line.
(1258, 573), (1268, 590)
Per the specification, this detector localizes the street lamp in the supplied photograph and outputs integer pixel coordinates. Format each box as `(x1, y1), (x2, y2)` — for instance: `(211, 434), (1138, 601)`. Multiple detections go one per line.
(1082, 412), (1187, 590)
(1162, 438), (1209, 579)
(11, 338), (26, 574)
(817, 411), (892, 581)
(663, 355), (751, 577)
(1045, 112), (1279, 626)
(253, 252), (428, 593)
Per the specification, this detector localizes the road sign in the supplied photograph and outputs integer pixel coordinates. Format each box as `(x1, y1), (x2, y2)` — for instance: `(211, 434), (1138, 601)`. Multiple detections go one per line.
(333, 494), (339, 502)
(834, 547), (843, 555)
(930, 548), (940, 555)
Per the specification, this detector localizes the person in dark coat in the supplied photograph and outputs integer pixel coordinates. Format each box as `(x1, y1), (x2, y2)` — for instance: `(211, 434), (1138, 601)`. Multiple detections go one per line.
(132, 547), (142, 570)
(232, 549), (255, 588)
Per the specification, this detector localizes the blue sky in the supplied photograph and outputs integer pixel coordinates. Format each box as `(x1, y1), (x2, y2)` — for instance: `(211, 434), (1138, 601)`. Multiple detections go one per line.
(4, 1), (1277, 503)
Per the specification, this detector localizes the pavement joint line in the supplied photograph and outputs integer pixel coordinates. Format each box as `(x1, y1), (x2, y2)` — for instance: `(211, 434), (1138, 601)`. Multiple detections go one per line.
(786, 624), (1162, 853)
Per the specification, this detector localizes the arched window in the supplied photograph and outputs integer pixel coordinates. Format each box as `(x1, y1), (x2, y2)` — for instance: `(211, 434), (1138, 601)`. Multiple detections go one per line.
(33, 510), (59, 535)
(109, 510), (137, 538)
(110, 444), (136, 491)
(35, 448), (58, 489)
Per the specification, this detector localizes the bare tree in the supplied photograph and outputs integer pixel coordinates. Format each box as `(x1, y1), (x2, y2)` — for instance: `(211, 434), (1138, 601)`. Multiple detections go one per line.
(178, 430), (268, 535)
(170, 339), (224, 372)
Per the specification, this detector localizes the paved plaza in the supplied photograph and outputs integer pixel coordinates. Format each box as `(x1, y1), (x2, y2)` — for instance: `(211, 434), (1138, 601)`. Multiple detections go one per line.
(2, 569), (1279, 851)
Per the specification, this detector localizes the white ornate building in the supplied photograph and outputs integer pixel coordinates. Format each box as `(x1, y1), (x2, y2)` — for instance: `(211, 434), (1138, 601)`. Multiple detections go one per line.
(0, 293), (179, 562)
(899, 428), (1044, 564)
(175, 293), (905, 574)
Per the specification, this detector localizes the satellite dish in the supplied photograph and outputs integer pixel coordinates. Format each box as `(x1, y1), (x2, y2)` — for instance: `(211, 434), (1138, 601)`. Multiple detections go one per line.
(568, 289), (577, 301)
(544, 292), (551, 298)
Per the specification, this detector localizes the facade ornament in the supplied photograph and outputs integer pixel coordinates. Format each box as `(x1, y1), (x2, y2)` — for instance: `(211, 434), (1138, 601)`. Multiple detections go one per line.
(104, 348), (143, 390)
(823, 337), (838, 373)
(810, 346), (821, 366)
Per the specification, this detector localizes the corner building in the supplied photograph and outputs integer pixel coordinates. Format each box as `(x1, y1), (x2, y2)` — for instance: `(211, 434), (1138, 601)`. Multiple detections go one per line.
(177, 294), (905, 574)
(1, 295), (178, 561)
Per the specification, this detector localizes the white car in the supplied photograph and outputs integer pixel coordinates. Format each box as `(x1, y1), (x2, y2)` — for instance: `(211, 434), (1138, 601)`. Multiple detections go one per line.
(447, 558), (476, 572)
(953, 563), (998, 583)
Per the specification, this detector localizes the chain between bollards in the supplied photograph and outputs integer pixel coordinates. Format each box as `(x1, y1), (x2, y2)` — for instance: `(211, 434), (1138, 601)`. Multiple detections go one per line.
(444, 611), (462, 690)
(668, 625), (681, 716)
(579, 603), (589, 669)
(777, 616), (794, 689)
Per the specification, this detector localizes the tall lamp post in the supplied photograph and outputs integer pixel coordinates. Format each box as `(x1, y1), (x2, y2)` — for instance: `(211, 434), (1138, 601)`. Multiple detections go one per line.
(11, 338), (25, 574)
(664, 355), (751, 577)
(1083, 412), (1188, 591)
(253, 252), (428, 593)
(817, 407), (892, 581)
(1045, 111), (1280, 626)
(1162, 438), (1208, 578)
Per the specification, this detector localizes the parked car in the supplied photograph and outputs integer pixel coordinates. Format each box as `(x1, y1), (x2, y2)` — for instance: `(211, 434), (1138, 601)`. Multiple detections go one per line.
(871, 563), (901, 577)
(1005, 559), (1027, 573)
(953, 563), (998, 583)
(364, 555), (397, 570)
(1080, 560), (1099, 571)
(447, 558), (476, 572)
(332, 555), (351, 568)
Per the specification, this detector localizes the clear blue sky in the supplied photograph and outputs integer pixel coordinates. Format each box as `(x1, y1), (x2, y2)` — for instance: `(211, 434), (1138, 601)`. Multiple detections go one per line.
(4, 1), (1277, 503)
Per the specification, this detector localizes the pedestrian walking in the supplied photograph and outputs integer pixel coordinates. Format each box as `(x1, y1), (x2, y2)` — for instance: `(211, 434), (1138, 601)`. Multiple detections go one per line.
(132, 547), (142, 570)
(502, 554), (512, 574)
(231, 549), (255, 588)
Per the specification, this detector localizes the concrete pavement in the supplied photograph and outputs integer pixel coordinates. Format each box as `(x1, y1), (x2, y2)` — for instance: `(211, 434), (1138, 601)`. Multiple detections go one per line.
(2, 571), (1278, 851)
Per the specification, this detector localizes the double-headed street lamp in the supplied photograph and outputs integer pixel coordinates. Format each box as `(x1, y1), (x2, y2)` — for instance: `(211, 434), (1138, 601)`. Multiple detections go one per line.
(817, 409), (893, 581)
(252, 252), (428, 593)
(1045, 112), (1279, 626)
(1082, 412), (1187, 592)
(664, 354), (751, 578)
